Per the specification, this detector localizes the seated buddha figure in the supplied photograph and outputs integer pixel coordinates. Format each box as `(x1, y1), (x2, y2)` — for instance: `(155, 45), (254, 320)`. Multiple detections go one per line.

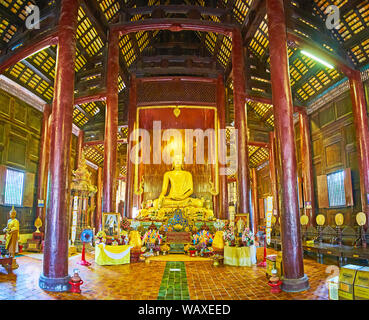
(153, 158), (204, 210)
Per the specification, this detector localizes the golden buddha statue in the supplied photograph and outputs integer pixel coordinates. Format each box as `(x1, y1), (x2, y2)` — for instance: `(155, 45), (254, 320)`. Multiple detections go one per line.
(153, 157), (204, 209)
(3, 206), (19, 269)
(137, 157), (215, 221)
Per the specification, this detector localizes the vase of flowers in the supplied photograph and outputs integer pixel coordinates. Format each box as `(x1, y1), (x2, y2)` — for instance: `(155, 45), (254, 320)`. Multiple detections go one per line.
(241, 228), (255, 247)
(223, 226), (235, 246)
(121, 217), (131, 231)
(189, 246), (197, 257)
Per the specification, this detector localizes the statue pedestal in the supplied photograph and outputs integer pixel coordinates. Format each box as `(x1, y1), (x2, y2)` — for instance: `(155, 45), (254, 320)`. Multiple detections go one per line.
(166, 232), (191, 254)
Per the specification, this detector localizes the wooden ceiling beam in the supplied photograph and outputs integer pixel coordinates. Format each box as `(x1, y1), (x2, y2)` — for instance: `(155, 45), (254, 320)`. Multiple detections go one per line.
(82, 0), (130, 84)
(74, 105), (92, 120)
(21, 59), (54, 85)
(126, 5), (226, 17)
(133, 66), (221, 77)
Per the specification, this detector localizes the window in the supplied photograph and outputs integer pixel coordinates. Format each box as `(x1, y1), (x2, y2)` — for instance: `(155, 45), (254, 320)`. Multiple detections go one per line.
(327, 170), (346, 207)
(4, 169), (24, 206)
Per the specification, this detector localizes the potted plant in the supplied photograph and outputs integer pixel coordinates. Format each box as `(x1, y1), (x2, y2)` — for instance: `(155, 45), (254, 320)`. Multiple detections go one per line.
(189, 246), (197, 257)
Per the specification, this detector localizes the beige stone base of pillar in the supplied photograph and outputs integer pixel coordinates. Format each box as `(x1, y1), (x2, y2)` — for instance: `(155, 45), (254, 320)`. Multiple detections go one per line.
(281, 274), (310, 293)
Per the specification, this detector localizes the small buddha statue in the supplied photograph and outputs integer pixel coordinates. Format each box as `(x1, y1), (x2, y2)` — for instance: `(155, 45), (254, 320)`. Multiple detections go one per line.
(153, 157), (204, 209)
(3, 206), (19, 269)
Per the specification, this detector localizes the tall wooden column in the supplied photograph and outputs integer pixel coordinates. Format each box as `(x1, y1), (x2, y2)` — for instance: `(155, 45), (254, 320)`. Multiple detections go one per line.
(124, 75), (137, 219)
(39, 0), (80, 292)
(251, 168), (259, 234)
(103, 31), (119, 213)
(37, 104), (51, 225)
(217, 74), (228, 219)
(232, 28), (250, 216)
(267, 0), (309, 292)
(75, 130), (84, 169)
(269, 131), (279, 220)
(299, 110), (315, 227)
(349, 70), (369, 227)
(95, 167), (103, 230)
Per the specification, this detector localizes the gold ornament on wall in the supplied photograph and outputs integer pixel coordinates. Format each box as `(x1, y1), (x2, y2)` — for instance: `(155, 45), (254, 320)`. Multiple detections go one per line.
(300, 215), (309, 226)
(356, 212), (366, 226)
(316, 214), (325, 226)
(173, 106), (181, 118)
(34, 217), (42, 233)
(335, 213), (344, 226)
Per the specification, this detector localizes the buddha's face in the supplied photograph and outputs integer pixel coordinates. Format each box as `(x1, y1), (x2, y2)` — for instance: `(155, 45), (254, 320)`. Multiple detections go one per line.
(10, 210), (16, 219)
(173, 160), (182, 171)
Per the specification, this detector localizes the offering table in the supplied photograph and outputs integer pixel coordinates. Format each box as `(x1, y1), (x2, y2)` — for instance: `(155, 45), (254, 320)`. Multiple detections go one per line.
(95, 244), (132, 266)
(224, 245), (257, 267)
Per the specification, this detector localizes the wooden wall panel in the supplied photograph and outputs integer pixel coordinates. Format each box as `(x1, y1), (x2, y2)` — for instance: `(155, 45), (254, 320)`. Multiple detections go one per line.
(344, 168), (354, 207)
(325, 141), (342, 169)
(0, 88), (42, 234)
(317, 175), (329, 208)
(7, 135), (27, 166)
(23, 172), (35, 207)
(307, 91), (360, 226)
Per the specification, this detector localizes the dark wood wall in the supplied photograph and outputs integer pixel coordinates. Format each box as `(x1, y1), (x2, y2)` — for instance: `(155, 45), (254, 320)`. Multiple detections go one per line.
(0, 89), (43, 234)
(308, 92), (359, 227)
(256, 81), (369, 228)
(0, 89), (80, 235)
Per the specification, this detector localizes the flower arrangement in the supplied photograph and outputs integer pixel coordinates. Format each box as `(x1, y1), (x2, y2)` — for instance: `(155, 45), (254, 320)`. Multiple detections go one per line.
(121, 217), (131, 231)
(213, 219), (224, 230)
(142, 229), (163, 246)
(173, 224), (183, 231)
(223, 226), (235, 246)
(95, 230), (106, 244)
(241, 228), (254, 247)
(130, 220), (140, 231)
(192, 230), (213, 246)
(120, 230), (129, 245)
(161, 244), (170, 253)
(188, 245), (197, 257)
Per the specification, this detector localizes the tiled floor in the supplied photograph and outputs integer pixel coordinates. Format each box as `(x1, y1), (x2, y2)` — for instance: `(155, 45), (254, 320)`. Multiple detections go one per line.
(0, 248), (330, 300)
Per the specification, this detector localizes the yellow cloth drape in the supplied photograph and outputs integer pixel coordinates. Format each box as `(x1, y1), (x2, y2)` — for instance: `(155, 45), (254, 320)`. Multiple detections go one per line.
(223, 245), (257, 267)
(212, 231), (224, 250)
(95, 244), (131, 266)
(129, 230), (142, 249)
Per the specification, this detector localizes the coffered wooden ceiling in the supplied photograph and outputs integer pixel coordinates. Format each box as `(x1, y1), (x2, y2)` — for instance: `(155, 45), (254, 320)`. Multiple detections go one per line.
(1, 0), (369, 170)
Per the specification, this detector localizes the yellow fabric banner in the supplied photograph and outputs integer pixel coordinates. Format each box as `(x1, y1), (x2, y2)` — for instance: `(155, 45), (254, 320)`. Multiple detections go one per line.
(223, 245), (257, 267)
(95, 244), (132, 266)
(212, 231), (224, 250)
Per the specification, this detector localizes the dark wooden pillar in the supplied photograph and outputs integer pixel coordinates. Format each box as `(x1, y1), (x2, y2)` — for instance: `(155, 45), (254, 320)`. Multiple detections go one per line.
(124, 75), (137, 219)
(103, 31), (119, 213)
(299, 110), (316, 227)
(217, 74), (228, 219)
(267, 0), (309, 292)
(75, 130), (84, 170)
(232, 28), (250, 216)
(95, 167), (103, 230)
(349, 70), (369, 228)
(251, 168), (259, 234)
(269, 131), (279, 221)
(39, 0), (80, 292)
(37, 104), (51, 224)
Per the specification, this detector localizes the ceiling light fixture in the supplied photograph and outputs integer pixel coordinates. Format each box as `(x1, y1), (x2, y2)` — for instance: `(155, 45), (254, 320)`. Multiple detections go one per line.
(301, 50), (334, 69)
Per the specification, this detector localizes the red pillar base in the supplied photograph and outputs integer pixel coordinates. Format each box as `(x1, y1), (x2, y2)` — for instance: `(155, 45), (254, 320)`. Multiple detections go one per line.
(39, 274), (71, 292)
(281, 274), (310, 293)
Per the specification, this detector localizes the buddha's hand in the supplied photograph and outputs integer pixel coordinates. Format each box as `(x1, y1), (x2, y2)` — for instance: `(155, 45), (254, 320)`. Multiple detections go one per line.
(158, 195), (164, 209)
